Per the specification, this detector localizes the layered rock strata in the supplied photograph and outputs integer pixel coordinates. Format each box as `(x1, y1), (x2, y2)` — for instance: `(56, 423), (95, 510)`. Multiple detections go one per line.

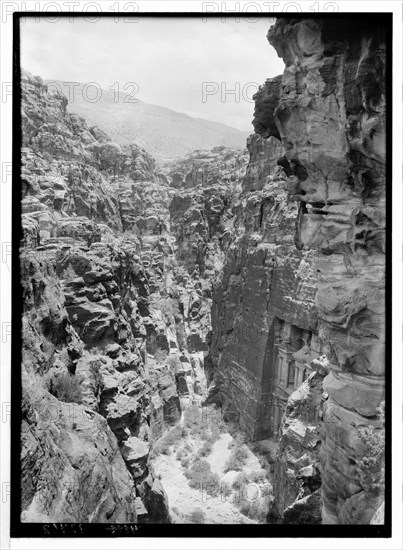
(21, 70), (175, 522)
(20, 14), (387, 526)
(267, 17), (386, 525)
(269, 357), (329, 524)
(20, 70), (247, 522)
(209, 133), (318, 441)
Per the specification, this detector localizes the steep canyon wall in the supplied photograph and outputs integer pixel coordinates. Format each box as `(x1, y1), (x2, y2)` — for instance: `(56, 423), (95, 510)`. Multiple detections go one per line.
(211, 17), (386, 525)
(18, 14), (387, 526)
(19, 70), (247, 522)
(209, 134), (318, 442)
(269, 17), (387, 525)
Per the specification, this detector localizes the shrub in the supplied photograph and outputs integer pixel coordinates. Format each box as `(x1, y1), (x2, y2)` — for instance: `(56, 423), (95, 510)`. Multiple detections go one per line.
(199, 440), (213, 457)
(230, 470), (272, 522)
(204, 405), (226, 431)
(176, 450), (184, 460)
(249, 470), (268, 485)
(181, 427), (189, 438)
(180, 457), (190, 469)
(251, 442), (276, 469)
(226, 421), (244, 438)
(239, 499), (270, 523)
(356, 401), (385, 498)
(184, 458), (220, 496)
(224, 444), (249, 472)
(183, 404), (225, 442)
(184, 404), (202, 429)
(232, 472), (249, 491)
(60, 264), (77, 281)
(228, 433), (246, 449)
(49, 372), (82, 403)
(210, 422), (223, 442)
(199, 426), (211, 441)
(232, 471), (271, 500)
(189, 507), (206, 524)
(163, 425), (182, 447)
(154, 348), (167, 364)
(152, 425), (182, 456)
(152, 438), (171, 456)
(220, 482), (233, 499)
(257, 455), (273, 472)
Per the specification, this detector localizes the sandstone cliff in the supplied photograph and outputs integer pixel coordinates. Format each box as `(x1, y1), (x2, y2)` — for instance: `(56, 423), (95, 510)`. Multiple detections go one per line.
(21, 69), (176, 522)
(209, 132), (318, 442)
(19, 14), (387, 525)
(268, 17), (386, 525)
(209, 16), (386, 525)
(20, 69), (247, 522)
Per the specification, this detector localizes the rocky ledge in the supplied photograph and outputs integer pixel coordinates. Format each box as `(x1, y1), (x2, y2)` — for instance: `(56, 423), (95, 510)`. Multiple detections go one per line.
(20, 69), (247, 523)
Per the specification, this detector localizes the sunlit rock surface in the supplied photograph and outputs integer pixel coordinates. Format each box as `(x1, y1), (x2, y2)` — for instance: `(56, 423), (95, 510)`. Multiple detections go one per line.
(209, 133), (317, 441)
(209, 16), (386, 525)
(20, 69), (247, 523)
(266, 18), (386, 524)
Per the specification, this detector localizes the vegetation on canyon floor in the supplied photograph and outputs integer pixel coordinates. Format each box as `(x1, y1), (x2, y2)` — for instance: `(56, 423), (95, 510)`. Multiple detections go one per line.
(48, 371), (82, 403)
(151, 403), (274, 523)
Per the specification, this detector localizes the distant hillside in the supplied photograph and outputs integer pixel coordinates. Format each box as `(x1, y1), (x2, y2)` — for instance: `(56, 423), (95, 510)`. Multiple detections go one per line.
(45, 80), (250, 163)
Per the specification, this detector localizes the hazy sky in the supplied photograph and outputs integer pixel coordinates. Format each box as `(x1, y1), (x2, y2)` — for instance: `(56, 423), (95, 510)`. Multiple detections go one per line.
(20, 16), (284, 131)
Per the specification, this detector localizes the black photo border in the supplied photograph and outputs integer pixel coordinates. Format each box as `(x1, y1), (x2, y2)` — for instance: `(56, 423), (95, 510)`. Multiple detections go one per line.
(10, 10), (393, 539)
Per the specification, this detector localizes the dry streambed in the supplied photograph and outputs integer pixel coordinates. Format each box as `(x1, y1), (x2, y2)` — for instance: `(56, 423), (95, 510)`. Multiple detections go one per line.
(151, 404), (275, 524)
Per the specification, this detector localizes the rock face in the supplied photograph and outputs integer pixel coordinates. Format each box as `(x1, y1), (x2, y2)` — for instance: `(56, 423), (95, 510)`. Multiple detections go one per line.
(20, 69), (173, 520)
(20, 69), (247, 523)
(267, 17), (386, 524)
(209, 16), (386, 525)
(21, 369), (137, 523)
(19, 13), (387, 525)
(209, 133), (318, 441)
(20, 70), (170, 522)
(271, 367), (327, 523)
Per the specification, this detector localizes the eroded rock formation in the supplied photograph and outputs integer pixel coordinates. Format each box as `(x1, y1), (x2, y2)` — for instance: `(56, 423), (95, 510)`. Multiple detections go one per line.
(210, 16), (386, 525)
(268, 17), (386, 524)
(20, 69), (247, 523)
(21, 70), (175, 522)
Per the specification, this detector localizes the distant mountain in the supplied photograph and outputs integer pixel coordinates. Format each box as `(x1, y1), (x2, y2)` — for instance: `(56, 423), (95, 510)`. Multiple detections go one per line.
(45, 80), (250, 163)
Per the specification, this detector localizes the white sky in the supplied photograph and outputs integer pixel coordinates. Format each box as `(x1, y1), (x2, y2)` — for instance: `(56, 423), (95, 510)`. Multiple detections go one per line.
(20, 16), (285, 131)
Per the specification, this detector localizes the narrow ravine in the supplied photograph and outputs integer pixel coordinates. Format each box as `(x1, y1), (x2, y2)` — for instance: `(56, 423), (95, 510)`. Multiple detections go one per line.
(151, 402), (276, 524)
(19, 14), (386, 527)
